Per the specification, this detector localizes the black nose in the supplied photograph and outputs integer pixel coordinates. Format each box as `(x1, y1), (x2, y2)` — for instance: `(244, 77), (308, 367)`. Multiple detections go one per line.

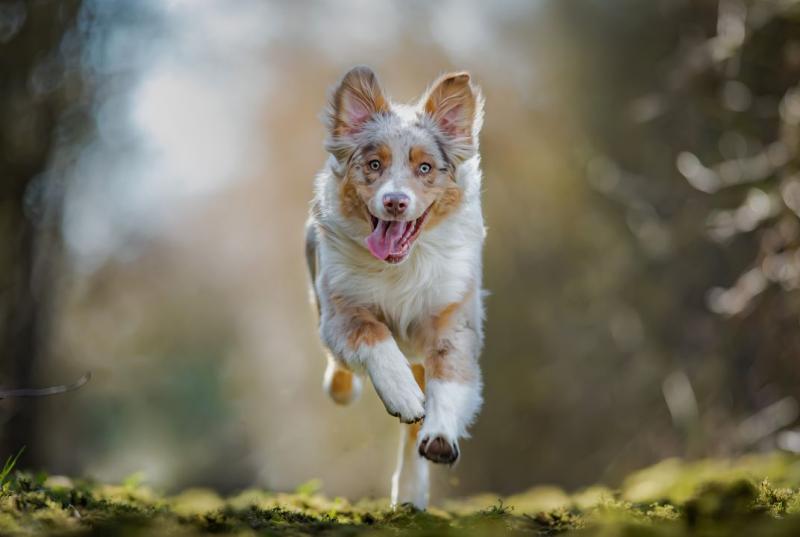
(382, 192), (410, 216)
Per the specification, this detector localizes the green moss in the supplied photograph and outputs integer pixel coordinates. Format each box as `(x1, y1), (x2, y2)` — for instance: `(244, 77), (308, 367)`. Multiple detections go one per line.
(3, 454), (800, 535)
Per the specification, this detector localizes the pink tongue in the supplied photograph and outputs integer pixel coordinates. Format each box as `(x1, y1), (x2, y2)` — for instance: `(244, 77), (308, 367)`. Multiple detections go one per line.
(366, 220), (408, 260)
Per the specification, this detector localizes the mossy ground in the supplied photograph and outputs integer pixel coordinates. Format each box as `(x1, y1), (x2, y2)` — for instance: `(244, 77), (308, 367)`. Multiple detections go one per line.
(4, 453), (800, 536)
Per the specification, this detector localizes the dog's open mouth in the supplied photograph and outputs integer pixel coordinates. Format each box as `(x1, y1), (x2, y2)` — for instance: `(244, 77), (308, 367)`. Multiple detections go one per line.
(366, 206), (431, 263)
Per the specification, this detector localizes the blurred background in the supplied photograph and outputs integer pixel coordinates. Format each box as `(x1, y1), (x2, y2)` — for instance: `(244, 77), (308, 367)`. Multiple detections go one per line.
(2, 0), (800, 501)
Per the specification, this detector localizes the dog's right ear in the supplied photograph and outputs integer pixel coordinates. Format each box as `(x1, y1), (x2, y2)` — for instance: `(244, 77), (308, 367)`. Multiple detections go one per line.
(326, 66), (388, 147)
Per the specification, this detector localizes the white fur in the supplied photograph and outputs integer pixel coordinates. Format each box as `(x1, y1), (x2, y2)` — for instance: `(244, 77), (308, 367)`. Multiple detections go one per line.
(391, 426), (430, 509)
(417, 379), (484, 451)
(364, 340), (425, 422)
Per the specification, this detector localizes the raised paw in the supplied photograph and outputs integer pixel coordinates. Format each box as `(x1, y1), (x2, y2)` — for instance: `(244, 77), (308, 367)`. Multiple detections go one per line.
(418, 435), (459, 465)
(368, 356), (425, 423)
(382, 386), (425, 424)
(388, 409), (425, 424)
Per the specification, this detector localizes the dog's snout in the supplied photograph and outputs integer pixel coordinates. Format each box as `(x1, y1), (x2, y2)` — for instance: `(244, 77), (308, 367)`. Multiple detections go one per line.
(382, 192), (410, 216)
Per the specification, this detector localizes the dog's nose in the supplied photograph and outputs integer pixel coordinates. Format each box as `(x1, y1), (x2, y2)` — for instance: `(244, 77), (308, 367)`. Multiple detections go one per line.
(382, 192), (410, 216)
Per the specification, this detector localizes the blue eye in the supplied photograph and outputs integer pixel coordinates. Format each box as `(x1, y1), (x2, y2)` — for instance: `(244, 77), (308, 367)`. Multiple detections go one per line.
(369, 159), (381, 171)
(419, 163), (432, 174)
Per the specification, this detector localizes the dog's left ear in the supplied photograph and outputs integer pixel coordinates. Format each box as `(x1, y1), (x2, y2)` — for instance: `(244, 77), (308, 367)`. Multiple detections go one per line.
(328, 66), (389, 138)
(325, 66), (389, 162)
(422, 72), (484, 162)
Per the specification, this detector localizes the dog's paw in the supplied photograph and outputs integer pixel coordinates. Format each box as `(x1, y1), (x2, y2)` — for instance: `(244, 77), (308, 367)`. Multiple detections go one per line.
(367, 355), (425, 423)
(418, 434), (459, 465)
(380, 379), (425, 424)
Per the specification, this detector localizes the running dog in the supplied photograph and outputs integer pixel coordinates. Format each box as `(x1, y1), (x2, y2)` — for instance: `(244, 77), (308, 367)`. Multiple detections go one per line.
(305, 66), (486, 509)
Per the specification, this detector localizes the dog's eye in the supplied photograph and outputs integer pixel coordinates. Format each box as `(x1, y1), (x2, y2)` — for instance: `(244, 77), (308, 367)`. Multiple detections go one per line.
(419, 163), (432, 174)
(368, 159), (381, 171)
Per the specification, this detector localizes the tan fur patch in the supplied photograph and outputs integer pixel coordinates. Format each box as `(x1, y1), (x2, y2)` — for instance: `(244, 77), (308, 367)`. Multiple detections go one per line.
(339, 180), (364, 219)
(418, 290), (478, 383)
(409, 289), (472, 352)
(425, 186), (463, 230)
(407, 363), (426, 441)
(345, 306), (391, 349)
(408, 419), (422, 443)
(339, 142), (394, 225)
(426, 338), (462, 380)
(432, 300), (462, 333)
(329, 368), (353, 399)
(411, 363), (426, 391)
(375, 143), (392, 163)
(326, 291), (391, 349)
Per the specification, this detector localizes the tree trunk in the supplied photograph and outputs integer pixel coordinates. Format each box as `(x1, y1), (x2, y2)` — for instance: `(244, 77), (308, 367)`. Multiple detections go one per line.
(0, 0), (82, 463)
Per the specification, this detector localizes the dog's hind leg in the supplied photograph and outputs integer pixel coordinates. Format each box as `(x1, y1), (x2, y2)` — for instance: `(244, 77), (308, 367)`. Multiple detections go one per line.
(323, 355), (362, 405)
(390, 364), (429, 509)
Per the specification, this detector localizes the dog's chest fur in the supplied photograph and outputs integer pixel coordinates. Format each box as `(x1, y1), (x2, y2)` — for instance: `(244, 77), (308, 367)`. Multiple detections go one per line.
(325, 229), (479, 335)
(316, 160), (485, 348)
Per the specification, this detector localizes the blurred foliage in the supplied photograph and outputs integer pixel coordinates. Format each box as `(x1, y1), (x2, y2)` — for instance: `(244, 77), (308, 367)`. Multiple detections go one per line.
(570, 0), (800, 455)
(474, 0), (800, 493)
(3, 453), (800, 535)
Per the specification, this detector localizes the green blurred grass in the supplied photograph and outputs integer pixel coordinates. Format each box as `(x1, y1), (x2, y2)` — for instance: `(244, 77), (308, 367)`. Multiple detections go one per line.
(4, 453), (800, 536)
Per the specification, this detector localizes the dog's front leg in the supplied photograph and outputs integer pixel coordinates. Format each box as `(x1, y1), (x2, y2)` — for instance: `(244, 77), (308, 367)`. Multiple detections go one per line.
(418, 300), (483, 464)
(320, 303), (425, 423)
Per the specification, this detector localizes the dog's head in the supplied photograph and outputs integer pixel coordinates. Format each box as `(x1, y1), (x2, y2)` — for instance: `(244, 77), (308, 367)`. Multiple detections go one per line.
(323, 66), (483, 264)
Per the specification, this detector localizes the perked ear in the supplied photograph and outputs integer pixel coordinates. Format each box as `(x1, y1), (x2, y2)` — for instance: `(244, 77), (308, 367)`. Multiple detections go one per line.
(422, 71), (483, 162)
(327, 66), (389, 139)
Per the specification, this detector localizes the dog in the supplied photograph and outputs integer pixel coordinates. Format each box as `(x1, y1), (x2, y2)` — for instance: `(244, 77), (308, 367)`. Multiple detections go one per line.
(305, 66), (486, 509)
